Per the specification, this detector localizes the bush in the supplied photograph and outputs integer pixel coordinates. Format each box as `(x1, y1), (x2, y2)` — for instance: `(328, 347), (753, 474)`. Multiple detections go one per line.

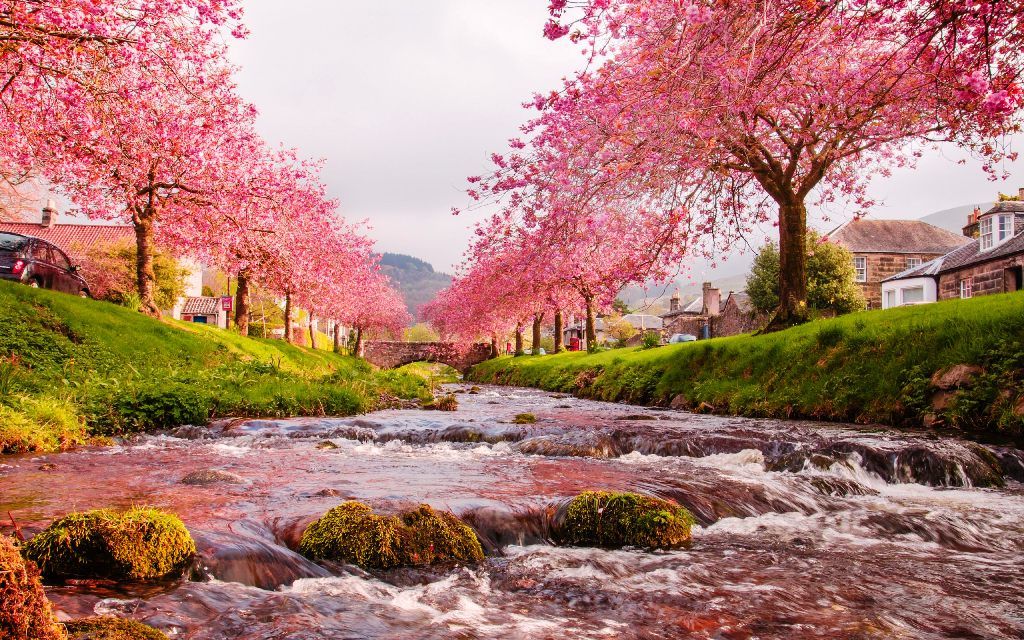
(23, 508), (196, 582)
(64, 617), (168, 640)
(0, 534), (65, 640)
(424, 394), (458, 411)
(112, 384), (212, 432)
(553, 491), (695, 550)
(0, 396), (86, 454)
(298, 501), (483, 570)
(642, 333), (661, 349)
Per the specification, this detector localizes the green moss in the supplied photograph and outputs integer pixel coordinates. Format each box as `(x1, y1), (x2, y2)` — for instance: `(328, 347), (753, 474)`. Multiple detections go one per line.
(554, 491), (695, 550)
(0, 396), (87, 454)
(512, 413), (537, 424)
(22, 508), (196, 582)
(297, 501), (483, 570)
(424, 394), (458, 411)
(64, 617), (168, 640)
(0, 534), (66, 640)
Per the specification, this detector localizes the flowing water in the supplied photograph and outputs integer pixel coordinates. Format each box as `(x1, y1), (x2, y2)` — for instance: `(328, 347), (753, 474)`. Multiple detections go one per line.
(2, 386), (1023, 639)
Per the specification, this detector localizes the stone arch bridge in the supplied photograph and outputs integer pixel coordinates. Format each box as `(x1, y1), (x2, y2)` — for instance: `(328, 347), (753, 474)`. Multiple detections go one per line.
(362, 341), (493, 373)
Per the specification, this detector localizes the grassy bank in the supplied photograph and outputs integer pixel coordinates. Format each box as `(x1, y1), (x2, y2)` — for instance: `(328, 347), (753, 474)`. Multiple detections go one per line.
(469, 292), (1024, 439)
(0, 281), (434, 454)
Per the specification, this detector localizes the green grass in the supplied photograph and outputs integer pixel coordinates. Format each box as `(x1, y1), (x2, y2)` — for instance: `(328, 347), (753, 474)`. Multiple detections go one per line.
(0, 281), (432, 452)
(469, 292), (1024, 439)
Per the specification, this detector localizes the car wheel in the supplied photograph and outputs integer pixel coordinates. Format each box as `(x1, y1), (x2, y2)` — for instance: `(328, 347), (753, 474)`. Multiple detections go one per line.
(79, 289), (89, 298)
(28, 279), (39, 288)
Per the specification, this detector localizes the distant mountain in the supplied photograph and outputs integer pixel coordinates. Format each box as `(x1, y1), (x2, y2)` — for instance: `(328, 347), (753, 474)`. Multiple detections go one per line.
(379, 252), (452, 320)
(920, 203), (989, 233)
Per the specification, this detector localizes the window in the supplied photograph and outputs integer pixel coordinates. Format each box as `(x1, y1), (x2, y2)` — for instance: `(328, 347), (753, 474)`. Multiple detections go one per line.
(959, 277), (973, 299)
(885, 290), (896, 308)
(902, 286), (925, 304)
(31, 243), (52, 263)
(906, 257), (922, 269)
(854, 256), (867, 282)
(998, 214), (1014, 243)
(980, 217), (994, 251)
(49, 246), (71, 270)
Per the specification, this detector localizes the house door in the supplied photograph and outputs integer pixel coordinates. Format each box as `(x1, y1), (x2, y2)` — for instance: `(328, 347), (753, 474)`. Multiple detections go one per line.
(1005, 266), (1024, 293)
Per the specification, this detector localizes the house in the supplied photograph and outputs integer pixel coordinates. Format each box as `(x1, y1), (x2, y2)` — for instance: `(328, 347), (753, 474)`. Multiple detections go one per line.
(660, 283), (767, 338)
(180, 296), (227, 326)
(825, 219), (971, 308)
(882, 190), (1024, 308)
(714, 291), (768, 336)
(0, 204), (204, 317)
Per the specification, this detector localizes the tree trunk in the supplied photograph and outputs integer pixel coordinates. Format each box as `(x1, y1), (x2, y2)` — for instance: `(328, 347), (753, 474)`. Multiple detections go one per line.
(514, 323), (524, 356)
(132, 207), (160, 317)
(553, 309), (563, 353)
(584, 295), (596, 351)
(531, 313), (543, 355)
(489, 334), (499, 359)
(283, 292), (292, 344)
(771, 199), (810, 328)
(234, 271), (250, 336)
(309, 318), (317, 350)
(333, 321), (342, 353)
(354, 327), (364, 358)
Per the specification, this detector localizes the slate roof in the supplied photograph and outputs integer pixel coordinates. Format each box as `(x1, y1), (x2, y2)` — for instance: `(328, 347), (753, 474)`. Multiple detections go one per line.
(882, 257), (946, 281)
(181, 296), (220, 316)
(825, 219), (970, 254)
(884, 226), (1024, 282)
(0, 222), (132, 259)
(723, 291), (754, 314)
(622, 314), (664, 330)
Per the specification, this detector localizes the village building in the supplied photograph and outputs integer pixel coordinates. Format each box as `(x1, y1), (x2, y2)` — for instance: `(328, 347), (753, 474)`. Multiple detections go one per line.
(824, 219), (970, 308)
(882, 191), (1024, 308)
(660, 283), (767, 339)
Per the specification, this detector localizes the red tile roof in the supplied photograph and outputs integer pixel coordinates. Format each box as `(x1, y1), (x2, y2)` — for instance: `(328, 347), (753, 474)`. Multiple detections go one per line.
(181, 296), (220, 316)
(825, 219), (970, 254)
(0, 222), (133, 260)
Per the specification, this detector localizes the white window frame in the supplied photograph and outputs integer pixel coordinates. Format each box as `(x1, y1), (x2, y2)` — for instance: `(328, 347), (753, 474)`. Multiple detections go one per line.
(885, 290), (896, 308)
(980, 217), (994, 251)
(901, 286), (925, 305)
(854, 256), (867, 282)
(906, 257), (922, 269)
(998, 214), (1014, 243)
(959, 277), (973, 299)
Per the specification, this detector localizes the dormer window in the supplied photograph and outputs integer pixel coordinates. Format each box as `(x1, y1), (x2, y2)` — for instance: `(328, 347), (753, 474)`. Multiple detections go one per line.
(980, 216), (994, 250)
(998, 214), (1014, 242)
(981, 214), (1016, 251)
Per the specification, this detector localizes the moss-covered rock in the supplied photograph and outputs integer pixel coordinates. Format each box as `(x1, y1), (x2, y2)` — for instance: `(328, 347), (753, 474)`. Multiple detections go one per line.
(423, 394), (458, 411)
(64, 617), (168, 640)
(512, 413), (537, 424)
(297, 501), (484, 570)
(22, 508), (196, 582)
(0, 534), (66, 640)
(554, 491), (695, 550)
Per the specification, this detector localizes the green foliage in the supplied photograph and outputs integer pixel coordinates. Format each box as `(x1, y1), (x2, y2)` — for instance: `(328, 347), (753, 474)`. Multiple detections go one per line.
(642, 332), (661, 349)
(424, 393), (458, 411)
(468, 292), (1024, 437)
(64, 617), (168, 640)
(0, 534), (66, 640)
(402, 323), (441, 342)
(611, 298), (632, 314)
(297, 501), (483, 570)
(23, 508), (196, 582)
(77, 239), (188, 310)
(607, 316), (638, 344)
(747, 233), (865, 315)
(0, 396), (87, 454)
(512, 413), (537, 424)
(554, 491), (694, 550)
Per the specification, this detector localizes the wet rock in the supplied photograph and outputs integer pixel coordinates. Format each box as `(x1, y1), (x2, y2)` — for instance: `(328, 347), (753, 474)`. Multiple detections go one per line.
(65, 616), (168, 639)
(297, 501), (484, 570)
(1015, 395), (1024, 417)
(38, 463), (57, 471)
(315, 440), (339, 450)
(930, 364), (984, 390)
(930, 390), (956, 413)
(809, 477), (879, 497)
(169, 425), (215, 440)
(181, 470), (245, 485)
(766, 452), (836, 474)
(23, 508), (196, 582)
(552, 491), (694, 550)
(615, 414), (656, 421)
(512, 413), (537, 424)
(314, 488), (344, 497)
(670, 394), (689, 410)
(0, 534), (64, 639)
(192, 531), (330, 589)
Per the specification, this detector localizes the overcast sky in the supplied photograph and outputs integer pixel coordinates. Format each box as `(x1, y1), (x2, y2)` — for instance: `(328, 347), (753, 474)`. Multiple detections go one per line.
(225, 1), (1022, 274)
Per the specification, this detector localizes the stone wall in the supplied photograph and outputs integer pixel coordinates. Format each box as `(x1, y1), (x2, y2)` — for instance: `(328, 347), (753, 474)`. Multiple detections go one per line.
(712, 305), (769, 337)
(362, 341), (493, 372)
(938, 254), (1024, 300)
(856, 252), (946, 309)
(663, 314), (707, 338)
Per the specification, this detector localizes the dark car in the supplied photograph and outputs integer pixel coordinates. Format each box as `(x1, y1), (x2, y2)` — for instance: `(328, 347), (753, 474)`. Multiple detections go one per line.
(0, 232), (90, 297)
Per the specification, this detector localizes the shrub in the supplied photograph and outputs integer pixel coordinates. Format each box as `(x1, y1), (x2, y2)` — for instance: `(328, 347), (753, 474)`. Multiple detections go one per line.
(112, 384), (212, 432)
(553, 491), (694, 550)
(423, 394), (458, 411)
(0, 396), (86, 454)
(298, 501), (483, 570)
(23, 508), (196, 582)
(0, 534), (65, 640)
(64, 617), (168, 640)
(642, 333), (661, 349)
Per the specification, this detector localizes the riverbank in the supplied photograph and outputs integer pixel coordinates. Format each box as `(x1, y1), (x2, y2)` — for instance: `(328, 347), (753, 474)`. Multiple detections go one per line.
(0, 282), (434, 454)
(469, 292), (1024, 440)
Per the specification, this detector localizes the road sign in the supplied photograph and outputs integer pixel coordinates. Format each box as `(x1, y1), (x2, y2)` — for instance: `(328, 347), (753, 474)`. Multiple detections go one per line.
(221, 296), (233, 312)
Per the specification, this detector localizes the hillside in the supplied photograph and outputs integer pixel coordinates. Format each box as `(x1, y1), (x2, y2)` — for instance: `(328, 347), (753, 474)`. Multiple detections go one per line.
(380, 252), (453, 319)
(921, 203), (989, 233)
(0, 282), (433, 453)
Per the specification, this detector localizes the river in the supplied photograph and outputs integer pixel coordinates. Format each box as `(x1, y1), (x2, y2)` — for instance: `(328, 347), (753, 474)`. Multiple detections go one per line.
(2, 385), (1023, 639)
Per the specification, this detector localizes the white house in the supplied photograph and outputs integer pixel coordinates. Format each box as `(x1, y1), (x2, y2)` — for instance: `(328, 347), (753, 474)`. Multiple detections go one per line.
(881, 258), (943, 309)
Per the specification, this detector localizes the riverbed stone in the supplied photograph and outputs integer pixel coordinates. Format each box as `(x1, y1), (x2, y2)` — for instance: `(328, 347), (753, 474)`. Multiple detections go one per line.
(930, 364), (984, 390)
(65, 616), (168, 640)
(23, 508), (196, 582)
(553, 491), (695, 550)
(180, 469), (245, 485)
(0, 534), (65, 640)
(297, 501), (484, 570)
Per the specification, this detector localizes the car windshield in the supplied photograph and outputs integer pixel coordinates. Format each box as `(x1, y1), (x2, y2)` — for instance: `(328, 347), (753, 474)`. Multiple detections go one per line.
(0, 233), (28, 252)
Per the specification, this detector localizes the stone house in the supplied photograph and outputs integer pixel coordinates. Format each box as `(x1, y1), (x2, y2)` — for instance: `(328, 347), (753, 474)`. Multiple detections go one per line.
(825, 219), (970, 309)
(660, 283), (767, 339)
(882, 191), (1024, 308)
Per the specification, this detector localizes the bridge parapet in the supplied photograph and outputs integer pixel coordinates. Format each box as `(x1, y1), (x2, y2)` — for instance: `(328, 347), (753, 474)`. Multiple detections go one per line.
(362, 341), (492, 373)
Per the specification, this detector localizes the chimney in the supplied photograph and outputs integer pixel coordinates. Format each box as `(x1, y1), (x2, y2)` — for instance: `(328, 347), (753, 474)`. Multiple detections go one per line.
(669, 288), (680, 313)
(41, 199), (57, 228)
(1019, 187), (1024, 201)
(701, 282), (721, 317)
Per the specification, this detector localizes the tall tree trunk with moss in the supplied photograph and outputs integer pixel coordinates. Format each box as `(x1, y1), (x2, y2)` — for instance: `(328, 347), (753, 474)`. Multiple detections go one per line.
(584, 294), (596, 351)
(774, 199), (809, 326)
(489, 333), (499, 359)
(234, 271), (250, 335)
(283, 291), (293, 344)
(354, 327), (364, 358)
(531, 313), (543, 355)
(553, 309), (563, 353)
(131, 203), (160, 317)
(514, 323), (524, 356)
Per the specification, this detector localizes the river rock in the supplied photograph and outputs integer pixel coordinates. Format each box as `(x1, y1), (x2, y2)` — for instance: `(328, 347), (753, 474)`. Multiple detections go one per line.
(930, 364), (984, 390)
(669, 394), (688, 410)
(553, 491), (694, 550)
(181, 469), (245, 485)
(65, 616), (168, 640)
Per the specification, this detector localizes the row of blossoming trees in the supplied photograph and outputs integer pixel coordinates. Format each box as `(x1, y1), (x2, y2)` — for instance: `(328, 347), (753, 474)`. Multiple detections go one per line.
(0, 0), (408, 347)
(427, 0), (1023, 346)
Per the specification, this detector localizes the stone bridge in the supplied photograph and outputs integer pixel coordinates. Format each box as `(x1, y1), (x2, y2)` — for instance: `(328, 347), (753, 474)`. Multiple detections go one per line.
(362, 341), (493, 373)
